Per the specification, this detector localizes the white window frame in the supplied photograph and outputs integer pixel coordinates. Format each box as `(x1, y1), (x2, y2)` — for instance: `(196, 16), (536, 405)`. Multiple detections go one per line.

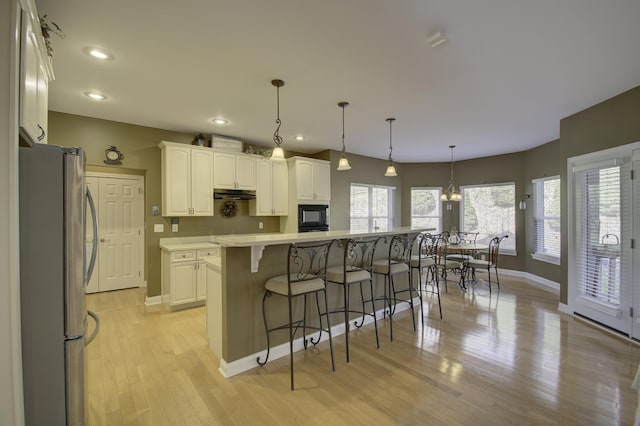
(531, 176), (561, 265)
(460, 182), (517, 255)
(349, 183), (395, 231)
(410, 187), (442, 232)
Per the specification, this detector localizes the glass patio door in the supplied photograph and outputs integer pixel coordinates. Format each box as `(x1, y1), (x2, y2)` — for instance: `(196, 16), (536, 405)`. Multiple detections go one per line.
(569, 147), (634, 334)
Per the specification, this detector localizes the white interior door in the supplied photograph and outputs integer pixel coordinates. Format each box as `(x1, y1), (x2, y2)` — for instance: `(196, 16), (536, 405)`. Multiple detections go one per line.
(86, 174), (144, 292)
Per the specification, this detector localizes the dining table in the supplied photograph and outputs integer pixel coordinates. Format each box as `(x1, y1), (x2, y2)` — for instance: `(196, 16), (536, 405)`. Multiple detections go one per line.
(445, 242), (489, 289)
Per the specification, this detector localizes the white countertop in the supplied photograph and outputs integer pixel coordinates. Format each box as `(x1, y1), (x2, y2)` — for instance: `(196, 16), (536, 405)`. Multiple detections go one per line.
(159, 236), (219, 252)
(214, 226), (434, 248)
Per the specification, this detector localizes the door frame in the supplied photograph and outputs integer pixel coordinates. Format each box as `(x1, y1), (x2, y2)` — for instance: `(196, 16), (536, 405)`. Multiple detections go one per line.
(567, 140), (640, 336)
(86, 171), (145, 291)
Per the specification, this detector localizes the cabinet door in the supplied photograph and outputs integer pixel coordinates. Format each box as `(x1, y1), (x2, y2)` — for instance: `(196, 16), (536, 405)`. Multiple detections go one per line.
(296, 160), (315, 200)
(19, 12), (39, 144)
(254, 159), (273, 215)
(235, 155), (256, 190)
(314, 162), (331, 201)
(36, 62), (48, 143)
(170, 261), (197, 305)
(162, 145), (191, 216)
(213, 152), (236, 189)
(196, 261), (207, 301)
(272, 160), (289, 215)
(191, 149), (214, 216)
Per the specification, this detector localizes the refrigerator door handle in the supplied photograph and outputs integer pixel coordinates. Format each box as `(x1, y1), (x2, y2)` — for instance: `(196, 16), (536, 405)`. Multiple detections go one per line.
(85, 187), (99, 284)
(85, 310), (100, 346)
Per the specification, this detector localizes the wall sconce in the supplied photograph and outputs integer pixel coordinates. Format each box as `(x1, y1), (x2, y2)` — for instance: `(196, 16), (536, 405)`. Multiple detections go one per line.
(519, 194), (531, 210)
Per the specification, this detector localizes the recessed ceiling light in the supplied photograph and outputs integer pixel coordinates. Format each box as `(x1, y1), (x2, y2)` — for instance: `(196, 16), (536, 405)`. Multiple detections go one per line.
(294, 135), (305, 141)
(212, 118), (228, 125)
(83, 47), (113, 60)
(427, 31), (447, 48)
(84, 91), (107, 101)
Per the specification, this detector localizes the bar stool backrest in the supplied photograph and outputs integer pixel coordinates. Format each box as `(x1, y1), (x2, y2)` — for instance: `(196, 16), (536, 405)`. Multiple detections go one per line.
(345, 237), (383, 272)
(387, 233), (421, 265)
(288, 241), (334, 285)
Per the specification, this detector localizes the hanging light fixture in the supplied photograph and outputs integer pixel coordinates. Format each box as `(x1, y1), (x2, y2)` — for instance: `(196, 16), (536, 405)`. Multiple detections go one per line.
(337, 101), (352, 171)
(270, 79), (285, 160)
(384, 117), (397, 177)
(440, 145), (462, 209)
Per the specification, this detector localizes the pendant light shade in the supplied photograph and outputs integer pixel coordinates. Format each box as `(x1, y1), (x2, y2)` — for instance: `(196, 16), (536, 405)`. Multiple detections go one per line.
(337, 101), (352, 171)
(270, 79), (285, 160)
(441, 145), (461, 204)
(384, 118), (397, 177)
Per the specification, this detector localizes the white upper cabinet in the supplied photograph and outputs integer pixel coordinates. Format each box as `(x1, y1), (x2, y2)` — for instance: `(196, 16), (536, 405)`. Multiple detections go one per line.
(293, 158), (331, 202)
(249, 159), (289, 216)
(213, 152), (256, 190)
(159, 141), (214, 217)
(19, 3), (53, 145)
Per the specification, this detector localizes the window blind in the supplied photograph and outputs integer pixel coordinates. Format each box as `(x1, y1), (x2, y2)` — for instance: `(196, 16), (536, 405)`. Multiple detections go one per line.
(574, 165), (622, 305)
(533, 177), (561, 260)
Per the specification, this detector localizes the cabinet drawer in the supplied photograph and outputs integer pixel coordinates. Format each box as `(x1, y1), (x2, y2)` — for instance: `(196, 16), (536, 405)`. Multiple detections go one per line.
(171, 250), (196, 262)
(198, 247), (220, 259)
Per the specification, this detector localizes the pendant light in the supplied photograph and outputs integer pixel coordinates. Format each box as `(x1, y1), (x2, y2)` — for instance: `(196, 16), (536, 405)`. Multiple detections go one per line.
(384, 118), (397, 177)
(440, 145), (461, 210)
(337, 101), (352, 171)
(270, 79), (285, 160)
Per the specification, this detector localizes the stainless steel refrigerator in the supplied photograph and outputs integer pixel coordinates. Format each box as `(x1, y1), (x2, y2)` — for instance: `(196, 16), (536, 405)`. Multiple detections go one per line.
(19, 143), (99, 426)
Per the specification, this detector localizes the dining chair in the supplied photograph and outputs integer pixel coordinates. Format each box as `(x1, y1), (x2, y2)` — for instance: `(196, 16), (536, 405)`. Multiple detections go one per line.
(433, 233), (466, 292)
(466, 235), (509, 293)
(256, 240), (336, 390)
(411, 233), (442, 320)
(326, 236), (383, 362)
(372, 233), (422, 341)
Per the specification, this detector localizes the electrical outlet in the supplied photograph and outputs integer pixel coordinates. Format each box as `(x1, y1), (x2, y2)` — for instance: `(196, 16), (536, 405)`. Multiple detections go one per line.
(259, 222), (263, 230)
(154, 224), (164, 233)
(172, 223), (179, 232)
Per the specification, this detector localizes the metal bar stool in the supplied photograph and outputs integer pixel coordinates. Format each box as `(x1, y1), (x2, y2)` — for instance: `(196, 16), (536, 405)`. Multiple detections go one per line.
(411, 233), (442, 320)
(326, 237), (383, 362)
(372, 233), (421, 341)
(256, 240), (336, 390)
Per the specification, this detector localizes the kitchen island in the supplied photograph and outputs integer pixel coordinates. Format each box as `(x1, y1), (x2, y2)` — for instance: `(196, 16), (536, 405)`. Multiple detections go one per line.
(205, 226), (433, 378)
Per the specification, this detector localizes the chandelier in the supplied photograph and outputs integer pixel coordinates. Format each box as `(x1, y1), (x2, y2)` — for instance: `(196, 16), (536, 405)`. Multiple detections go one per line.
(440, 145), (462, 208)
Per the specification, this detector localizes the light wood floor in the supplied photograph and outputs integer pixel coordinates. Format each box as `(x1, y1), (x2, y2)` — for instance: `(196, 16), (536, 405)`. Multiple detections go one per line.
(86, 277), (640, 425)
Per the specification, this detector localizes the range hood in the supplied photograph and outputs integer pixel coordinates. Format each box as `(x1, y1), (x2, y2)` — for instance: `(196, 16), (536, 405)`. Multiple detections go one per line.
(213, 189), (256, 200)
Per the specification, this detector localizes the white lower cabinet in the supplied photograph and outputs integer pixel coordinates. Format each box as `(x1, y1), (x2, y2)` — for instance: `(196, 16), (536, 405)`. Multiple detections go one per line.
(162, 246), (219, 309)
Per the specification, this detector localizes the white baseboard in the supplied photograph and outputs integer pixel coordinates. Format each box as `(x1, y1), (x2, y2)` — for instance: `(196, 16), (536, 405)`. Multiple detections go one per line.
(145, 295), (162, 306)
(218, 297), (418, 378)
(557, 302), (571, 314)
(497, 268), (560, 291)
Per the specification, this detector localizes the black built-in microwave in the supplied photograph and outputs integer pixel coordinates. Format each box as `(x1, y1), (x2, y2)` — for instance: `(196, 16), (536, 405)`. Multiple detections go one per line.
(298, 204), (329, 232)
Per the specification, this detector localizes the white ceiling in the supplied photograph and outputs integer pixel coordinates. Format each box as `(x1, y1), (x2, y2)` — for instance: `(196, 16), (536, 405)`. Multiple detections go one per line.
(36, 0), (640, 162)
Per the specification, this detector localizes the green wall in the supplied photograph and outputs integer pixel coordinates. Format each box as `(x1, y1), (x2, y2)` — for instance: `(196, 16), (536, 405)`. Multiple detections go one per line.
(557, 86), (640, 303)
(47, 112), (281, 297)
(48, 84), (640, 303)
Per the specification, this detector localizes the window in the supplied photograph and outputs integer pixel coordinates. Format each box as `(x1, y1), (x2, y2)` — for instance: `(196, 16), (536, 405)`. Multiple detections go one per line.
(350, 183), (394, 231)
(532, 176), (561, 264)
(410, 187), (441, 232)
(460, 183), (516, 253)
